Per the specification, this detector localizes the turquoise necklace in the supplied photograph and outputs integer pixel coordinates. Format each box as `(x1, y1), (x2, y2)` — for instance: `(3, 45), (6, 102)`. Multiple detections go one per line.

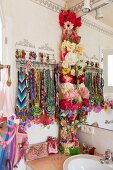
(44, 69), (55, 114)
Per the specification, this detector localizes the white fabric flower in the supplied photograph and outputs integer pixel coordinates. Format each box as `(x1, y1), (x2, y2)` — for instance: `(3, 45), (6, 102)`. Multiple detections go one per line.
(62, 61), (69, 68)
(71, 69), (76, 76)
(61, 82), (74, 94)
(64, 21), (74, 30)
(78, 70), (84, 76)
(77, 59), (87, 68)
(78, 83), (85, 90)
(65, 52), (78, 66)
(78, 55), (84, 61)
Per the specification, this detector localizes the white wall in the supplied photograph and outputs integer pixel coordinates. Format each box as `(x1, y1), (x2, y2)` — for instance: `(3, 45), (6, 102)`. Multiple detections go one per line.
(77, 126), (113, 154)
(1, 0), (113, 154)
(2, 0), (61, 142)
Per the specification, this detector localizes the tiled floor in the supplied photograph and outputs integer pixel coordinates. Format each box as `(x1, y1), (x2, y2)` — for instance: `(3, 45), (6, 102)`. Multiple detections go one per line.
(27, 154), (70, 170)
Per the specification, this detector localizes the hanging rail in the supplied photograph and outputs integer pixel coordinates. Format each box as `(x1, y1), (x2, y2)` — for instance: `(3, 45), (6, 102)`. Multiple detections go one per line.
(0, 64), (12, 86)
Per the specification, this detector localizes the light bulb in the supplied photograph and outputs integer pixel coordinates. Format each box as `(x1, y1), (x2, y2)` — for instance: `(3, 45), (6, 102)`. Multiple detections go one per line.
(82, 0), (91, 13)
(95, 8), (104, 20)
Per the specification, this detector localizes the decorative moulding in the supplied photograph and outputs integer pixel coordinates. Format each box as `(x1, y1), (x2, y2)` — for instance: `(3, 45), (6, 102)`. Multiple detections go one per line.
(70, 0), (100, 12)
(29, 0), (63, 13)
(82, 17), (113, 37)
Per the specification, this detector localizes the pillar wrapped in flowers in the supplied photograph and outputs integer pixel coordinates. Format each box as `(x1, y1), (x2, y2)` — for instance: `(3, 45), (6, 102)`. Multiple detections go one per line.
(58, 10), (89, 155)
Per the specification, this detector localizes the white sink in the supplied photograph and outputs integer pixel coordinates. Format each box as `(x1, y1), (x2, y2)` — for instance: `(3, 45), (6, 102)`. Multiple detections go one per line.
(63, 154), (113, 170)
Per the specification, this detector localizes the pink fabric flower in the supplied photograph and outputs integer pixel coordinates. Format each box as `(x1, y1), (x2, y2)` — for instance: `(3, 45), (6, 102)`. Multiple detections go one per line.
(109, 100), (113, 106)
(64, 89), (79, 100)
(79, 87), (89, 99)
(70, 89), (79, 99)
(64, 92), (71, 100)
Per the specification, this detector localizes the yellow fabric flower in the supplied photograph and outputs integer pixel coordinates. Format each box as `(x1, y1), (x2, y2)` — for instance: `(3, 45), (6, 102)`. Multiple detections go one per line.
(62, 68), (70, 75)
(61, 40), (76, 52)
(75, 44), (84, 55)
(61, 40), (67, 52)
(67, 41), (75, 52)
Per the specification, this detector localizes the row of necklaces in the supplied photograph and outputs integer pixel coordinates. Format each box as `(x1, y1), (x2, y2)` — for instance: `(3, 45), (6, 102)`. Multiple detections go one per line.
(16, 64), (59, 125)
(85, 68), (104, 108)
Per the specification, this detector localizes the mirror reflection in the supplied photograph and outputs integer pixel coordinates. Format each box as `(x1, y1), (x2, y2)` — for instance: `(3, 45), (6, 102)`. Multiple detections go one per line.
(82, 3), (113, 130)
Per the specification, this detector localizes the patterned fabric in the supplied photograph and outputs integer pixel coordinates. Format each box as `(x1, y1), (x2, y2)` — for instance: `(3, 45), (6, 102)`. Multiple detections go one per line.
(26, 142), (48, 161)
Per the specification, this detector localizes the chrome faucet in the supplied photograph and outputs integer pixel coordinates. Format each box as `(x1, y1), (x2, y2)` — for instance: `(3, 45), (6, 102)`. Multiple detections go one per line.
(100, 149), (113, 164)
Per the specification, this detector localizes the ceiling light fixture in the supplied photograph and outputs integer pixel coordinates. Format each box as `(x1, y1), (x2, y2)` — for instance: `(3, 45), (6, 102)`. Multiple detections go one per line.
(82, 0), (91, 13)
(95, 8), (104, 20)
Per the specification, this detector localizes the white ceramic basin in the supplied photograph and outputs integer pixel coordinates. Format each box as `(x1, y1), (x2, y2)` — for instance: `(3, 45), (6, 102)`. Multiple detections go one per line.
(63, 154), (113, 170)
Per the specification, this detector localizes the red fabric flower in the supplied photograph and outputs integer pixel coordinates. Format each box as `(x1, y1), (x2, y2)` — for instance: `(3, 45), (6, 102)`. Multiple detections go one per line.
(70, 103), (78, 111)
(82, 112), (88, 116)
(67, 12), (76, 25)
(82, 98), (89, 107)
(60, 99), (71, 111)
(61, 50), (68, 61)
(78, 75), (85, 84)
(59, 10), (77, 27)
(71, 33), (81, 44)
(74, 17), (82, 28)
(60, 75), (74, 83)
(59, 10), (68, 27)
(75, 115), (80, 120)
(62, 34), (67, 40)
(74, 36), (81, 44)
(77, 102), (83, 109)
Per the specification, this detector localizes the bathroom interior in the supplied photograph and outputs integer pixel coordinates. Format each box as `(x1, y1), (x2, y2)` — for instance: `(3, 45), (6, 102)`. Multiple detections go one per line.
(0, 0), (113, 169)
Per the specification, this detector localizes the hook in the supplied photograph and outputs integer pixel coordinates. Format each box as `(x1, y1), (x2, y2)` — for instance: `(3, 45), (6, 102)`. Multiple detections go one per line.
(6, 65), (12, 87)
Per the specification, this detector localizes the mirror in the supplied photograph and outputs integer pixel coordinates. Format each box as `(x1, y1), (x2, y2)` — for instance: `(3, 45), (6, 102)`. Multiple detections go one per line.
(81, 2), (113, 131)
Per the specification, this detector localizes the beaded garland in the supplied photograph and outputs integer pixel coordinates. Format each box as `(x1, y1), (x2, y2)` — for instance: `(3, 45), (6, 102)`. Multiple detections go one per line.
(85, 66), (104, 112)
(15, 52), (59, 125)
(44, 69), (55, 115)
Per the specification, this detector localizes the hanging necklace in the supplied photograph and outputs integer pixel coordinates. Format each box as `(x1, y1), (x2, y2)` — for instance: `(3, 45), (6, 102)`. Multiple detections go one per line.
(44, 68), (55, 115)
(30, 68), (43, 117)
(54, 65), (59, 114)
(40, 69), (45, 109)
(16, 68), (27, 120)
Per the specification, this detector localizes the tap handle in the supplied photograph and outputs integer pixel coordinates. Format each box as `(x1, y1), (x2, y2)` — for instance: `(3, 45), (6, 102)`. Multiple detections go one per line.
(111, 152), (113, 161)
(105, 149), (112, 160)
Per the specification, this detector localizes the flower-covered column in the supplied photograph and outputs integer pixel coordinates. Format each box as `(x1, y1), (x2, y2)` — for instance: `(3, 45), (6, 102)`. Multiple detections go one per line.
(58, 10), (89, 155)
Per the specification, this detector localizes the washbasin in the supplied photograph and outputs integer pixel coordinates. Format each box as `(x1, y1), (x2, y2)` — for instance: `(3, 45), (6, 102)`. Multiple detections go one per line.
(63, 154), (113, 170)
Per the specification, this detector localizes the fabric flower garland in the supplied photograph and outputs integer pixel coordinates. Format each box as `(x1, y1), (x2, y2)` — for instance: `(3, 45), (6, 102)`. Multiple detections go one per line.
(59, 10), (89, 155)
